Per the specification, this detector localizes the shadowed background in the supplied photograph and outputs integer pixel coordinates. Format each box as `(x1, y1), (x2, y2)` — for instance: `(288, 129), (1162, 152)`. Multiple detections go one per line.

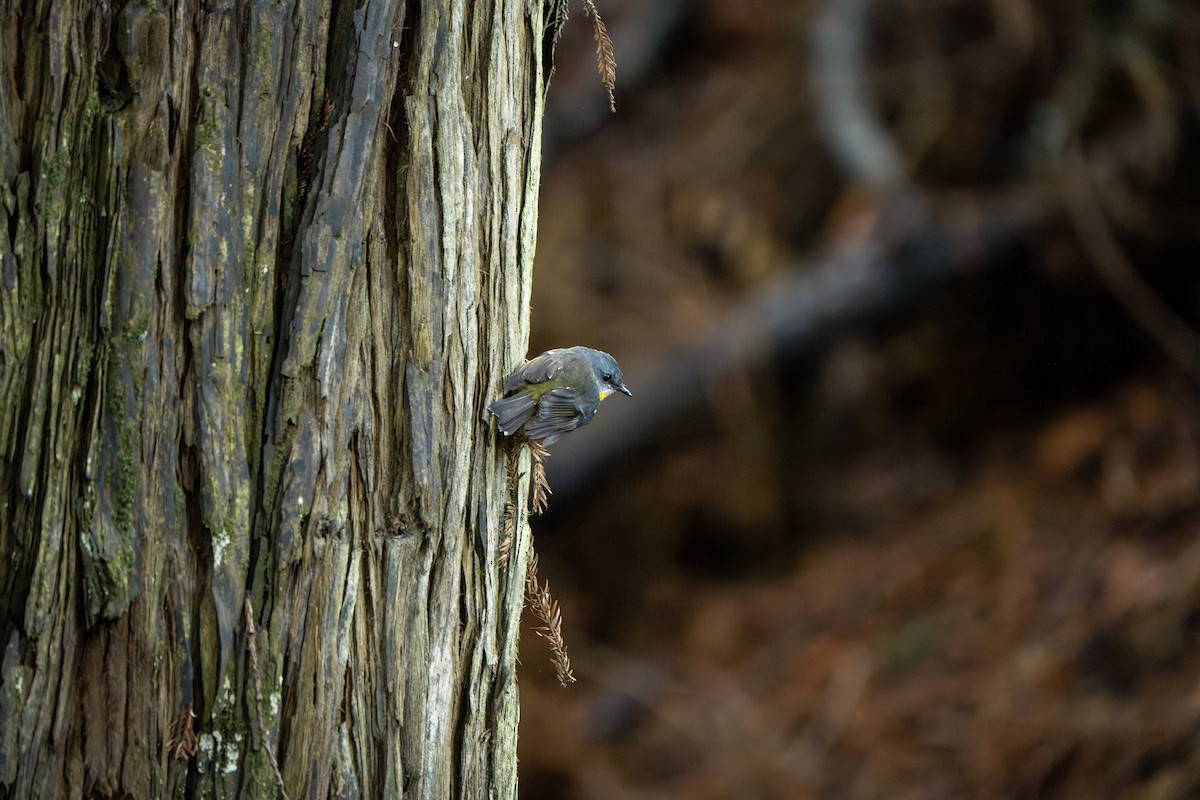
(518, 1), (1200, 797)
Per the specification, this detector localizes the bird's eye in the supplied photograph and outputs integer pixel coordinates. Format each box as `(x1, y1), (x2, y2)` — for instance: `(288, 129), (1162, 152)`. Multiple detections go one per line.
(602, 373), (613, 382)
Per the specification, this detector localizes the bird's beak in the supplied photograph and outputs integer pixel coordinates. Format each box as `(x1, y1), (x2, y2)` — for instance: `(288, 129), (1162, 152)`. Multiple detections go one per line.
(617, 384), (632, 397)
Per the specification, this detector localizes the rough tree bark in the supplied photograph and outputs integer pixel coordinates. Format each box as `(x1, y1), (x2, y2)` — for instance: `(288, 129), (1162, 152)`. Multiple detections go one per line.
(0, 0), (543, 796)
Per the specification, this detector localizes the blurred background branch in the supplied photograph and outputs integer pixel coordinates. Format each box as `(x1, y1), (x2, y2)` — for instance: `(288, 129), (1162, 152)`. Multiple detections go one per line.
(548, 185), (1051, 497)
(810, 0), (908, 192)
(1060, 146), (1200, 385)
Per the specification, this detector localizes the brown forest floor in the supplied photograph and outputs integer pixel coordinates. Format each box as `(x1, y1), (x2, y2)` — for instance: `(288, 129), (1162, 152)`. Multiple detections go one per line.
(520, 372), (1200, 799)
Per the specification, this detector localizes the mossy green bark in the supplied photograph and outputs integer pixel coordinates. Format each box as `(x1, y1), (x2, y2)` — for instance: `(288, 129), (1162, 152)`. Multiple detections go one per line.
(0, 0), (543, 796)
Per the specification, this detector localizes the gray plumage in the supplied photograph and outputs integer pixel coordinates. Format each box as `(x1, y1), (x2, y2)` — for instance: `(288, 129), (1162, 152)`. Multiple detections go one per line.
(490, 392), (537, 436)
(489, 346), (631, 445)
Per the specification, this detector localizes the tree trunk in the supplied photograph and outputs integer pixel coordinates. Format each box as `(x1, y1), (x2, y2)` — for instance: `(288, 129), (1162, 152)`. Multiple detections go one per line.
(0, 0), (542, 796)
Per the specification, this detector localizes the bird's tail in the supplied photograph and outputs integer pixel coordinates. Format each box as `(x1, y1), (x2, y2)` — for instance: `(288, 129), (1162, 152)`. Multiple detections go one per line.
(489, 393), (536, 436)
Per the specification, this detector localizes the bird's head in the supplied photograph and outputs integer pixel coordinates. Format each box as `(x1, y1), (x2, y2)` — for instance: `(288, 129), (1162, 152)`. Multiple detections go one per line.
(581, 348), (632, 400)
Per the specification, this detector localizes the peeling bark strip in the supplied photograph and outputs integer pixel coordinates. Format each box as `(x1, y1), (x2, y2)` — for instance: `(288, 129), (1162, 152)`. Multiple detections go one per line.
(0, 1), (544, 797)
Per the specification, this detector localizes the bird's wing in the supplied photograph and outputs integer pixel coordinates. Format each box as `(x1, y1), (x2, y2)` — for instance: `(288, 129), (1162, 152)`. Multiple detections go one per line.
(488, 392), (537, 436)
(524, 387), (595, 444)
(502, 350), (568, 394)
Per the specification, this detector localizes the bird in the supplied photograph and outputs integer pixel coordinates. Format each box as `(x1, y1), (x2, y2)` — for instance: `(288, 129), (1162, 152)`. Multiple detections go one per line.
(489, 346), (632, 446)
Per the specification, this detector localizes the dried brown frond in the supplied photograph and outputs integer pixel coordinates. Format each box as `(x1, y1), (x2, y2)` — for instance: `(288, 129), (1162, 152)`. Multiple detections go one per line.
(499, 501), (516, 566)
(167, 704), (198, 760)
(548, 0), (570, 49)
(505, 443), (521, 484)
(245, 597), (291, 800)
(530, 440), (553, 514)
(499, 446), (522, 565)
(582, 0), (617, 112)
(525, 552), (576, 687)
